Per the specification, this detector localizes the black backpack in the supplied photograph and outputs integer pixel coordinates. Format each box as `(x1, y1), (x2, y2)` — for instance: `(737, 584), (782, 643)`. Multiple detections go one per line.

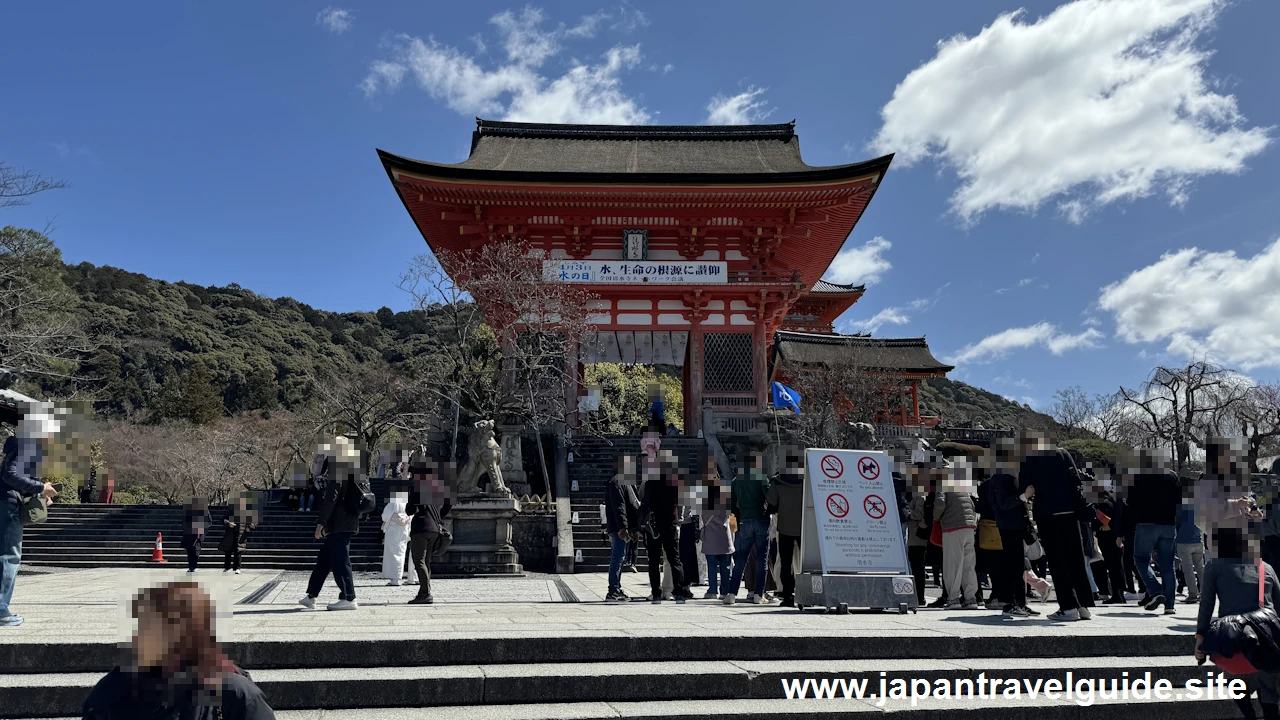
(341, 471), (377, 517)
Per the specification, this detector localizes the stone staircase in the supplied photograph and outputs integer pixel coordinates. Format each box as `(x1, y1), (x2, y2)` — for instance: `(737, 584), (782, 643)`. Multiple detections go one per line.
(567, 436), (707, 572)
(0, 620), (1236, 719)
(20, 488), (390, 571)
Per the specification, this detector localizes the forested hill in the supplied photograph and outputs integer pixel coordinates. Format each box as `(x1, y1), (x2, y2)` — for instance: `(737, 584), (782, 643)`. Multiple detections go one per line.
(918, 376), (1057, 431)
(47, 261), (1050, 428)
(53, 262), (451, 417)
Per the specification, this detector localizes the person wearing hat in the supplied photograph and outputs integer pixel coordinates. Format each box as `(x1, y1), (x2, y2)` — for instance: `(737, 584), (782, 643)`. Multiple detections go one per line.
(1, 410), (61, 627)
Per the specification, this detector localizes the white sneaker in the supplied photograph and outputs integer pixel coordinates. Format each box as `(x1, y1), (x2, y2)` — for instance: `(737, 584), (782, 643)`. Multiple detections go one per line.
(1048, 608), (1081, 621)
(327, 599), (358, 611)
(944, 601), (964, 610)
(662, 591), (675, 601)
(1164, 607), (1176, 615)
(298, 596), (315, 610)
(1077, 606), (1092, 620)
(754, 594), (769, 605)
(234, 569), (241, 575)
(386, 580), (402, 586)
(722, 595), (736, 605)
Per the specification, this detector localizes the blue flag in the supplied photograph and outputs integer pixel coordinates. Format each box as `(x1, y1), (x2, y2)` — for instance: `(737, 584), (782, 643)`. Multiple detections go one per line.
(771, 382), (801, 415)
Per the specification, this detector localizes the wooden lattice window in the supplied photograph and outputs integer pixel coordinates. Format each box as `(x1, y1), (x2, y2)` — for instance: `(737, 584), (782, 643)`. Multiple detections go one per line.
(703, 333), (754, 393)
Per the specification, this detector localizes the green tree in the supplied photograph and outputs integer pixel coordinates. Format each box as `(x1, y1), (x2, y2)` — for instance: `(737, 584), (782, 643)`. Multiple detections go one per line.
(152, 367), (225, 425)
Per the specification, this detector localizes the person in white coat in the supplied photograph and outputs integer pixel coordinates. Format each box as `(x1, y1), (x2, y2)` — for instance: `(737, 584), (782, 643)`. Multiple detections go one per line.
(381, 490), (412, 586)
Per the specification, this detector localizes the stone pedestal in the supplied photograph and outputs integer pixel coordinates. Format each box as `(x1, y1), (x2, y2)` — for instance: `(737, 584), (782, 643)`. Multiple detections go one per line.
(498, 424), (531, 497)
(436, 494), (524, 575)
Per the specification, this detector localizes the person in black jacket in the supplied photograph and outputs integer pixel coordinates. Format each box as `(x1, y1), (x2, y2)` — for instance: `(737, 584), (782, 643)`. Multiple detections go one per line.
(604, 455), (641, 602)
(406, 456), (453, 605)
(1122, 447), (1182, 613)
(82, 581), (275, 720)
(988, 439), (1039, 617)
(640, 451), (690, 602)
(1019, 431), (1095, 621)
(299, 438), (365, 612)
(181, 497), (211, 573)
(219, 492), (256, 575)
(1090, 475), (1127, 604)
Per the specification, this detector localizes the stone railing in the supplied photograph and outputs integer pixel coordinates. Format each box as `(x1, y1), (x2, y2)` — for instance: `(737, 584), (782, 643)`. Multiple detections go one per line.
(517, 493), (557, 514)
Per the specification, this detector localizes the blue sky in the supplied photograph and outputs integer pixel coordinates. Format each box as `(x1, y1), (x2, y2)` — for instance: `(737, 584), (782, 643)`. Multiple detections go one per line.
(3, 0), (1278, 409)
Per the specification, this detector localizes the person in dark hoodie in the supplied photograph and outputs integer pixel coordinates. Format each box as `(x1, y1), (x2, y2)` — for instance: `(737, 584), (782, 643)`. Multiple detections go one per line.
(989, 439), (1038, 617)
(640, 450), (691, 603)
(766, 447), (805, 607)
(298, 437), (365, 611)
(181, 497), (212, 574)
(1018, 430), (1095, 621)
(405, 455), (453, 605)
(82, 581), (275, 720)
(1122, 447), (1182, 614)
(604, 454), (641, 603)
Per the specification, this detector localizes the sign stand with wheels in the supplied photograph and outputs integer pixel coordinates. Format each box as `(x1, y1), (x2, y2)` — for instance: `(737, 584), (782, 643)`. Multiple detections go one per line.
(794, 448), (918, 614)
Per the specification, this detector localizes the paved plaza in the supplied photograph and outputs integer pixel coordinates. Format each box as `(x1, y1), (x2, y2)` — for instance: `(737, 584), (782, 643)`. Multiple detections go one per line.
(4, 566), (1201, 645)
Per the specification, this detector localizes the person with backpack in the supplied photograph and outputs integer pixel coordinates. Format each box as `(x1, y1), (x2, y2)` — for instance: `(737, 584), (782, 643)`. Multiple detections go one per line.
(406, 456), (452, 605)
(298, 437), (372, 611)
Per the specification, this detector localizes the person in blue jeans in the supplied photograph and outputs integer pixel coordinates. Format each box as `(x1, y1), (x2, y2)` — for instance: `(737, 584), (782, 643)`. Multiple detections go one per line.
(604, 455), (640, 602)
(701, 458), (734, 599)
(1, 412), (61, 628)
(1122, 448), (1181, 614)
(724, 453), (771, 605)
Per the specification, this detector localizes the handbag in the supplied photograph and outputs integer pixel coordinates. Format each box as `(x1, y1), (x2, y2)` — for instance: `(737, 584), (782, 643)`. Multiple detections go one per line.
(1203, 558), (1280, 674)
(977, 519), (1003, 551)
(20, 494), (48, 526)
(1024, 538), (1045, 562)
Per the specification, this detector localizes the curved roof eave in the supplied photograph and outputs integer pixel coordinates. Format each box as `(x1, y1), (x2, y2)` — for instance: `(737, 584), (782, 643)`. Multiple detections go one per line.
(377, 148), (894, 187)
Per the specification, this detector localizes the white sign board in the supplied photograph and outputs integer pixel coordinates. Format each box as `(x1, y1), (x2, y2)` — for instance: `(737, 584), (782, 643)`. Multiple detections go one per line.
(543, 260), (728, 284)
(805, 449), (908, 574)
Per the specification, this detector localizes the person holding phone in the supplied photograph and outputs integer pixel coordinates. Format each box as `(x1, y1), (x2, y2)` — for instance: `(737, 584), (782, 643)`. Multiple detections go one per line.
(1, 411), (60, 627)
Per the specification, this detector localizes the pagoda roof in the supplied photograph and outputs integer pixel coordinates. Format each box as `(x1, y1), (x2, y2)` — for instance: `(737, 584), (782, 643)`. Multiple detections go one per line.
(378, 118), (893, 185)
(809, 280), (866, 295)
(772, 330), (954, 375)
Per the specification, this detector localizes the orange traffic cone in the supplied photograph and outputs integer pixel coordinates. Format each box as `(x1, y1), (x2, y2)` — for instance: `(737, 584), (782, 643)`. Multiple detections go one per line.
(151, 532), (167, 563)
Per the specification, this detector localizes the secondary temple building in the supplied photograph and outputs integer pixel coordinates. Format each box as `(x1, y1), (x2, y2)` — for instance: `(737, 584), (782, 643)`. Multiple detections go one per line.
(379, 119), (950, 436)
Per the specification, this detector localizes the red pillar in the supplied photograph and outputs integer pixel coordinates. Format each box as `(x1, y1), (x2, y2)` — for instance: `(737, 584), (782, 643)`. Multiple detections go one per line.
(687, 322), (705, 437)
(911, 379), (920, 425)
(752, 315), (767, 412)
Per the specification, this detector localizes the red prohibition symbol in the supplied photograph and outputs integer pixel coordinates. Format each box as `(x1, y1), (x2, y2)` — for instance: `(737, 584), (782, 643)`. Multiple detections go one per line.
(826, 493), (850, 518)
(857, 455), (881, 480)
(820, 455), (843, 479)
(864, 494), (887, 519)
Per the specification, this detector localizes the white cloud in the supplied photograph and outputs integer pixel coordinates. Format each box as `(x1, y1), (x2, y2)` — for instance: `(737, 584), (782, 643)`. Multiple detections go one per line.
(52, 142), (69, 158)
(1097, 237), (1280, 369)
(316, 7), (353, 34)
(362, 9), (649, 125)
(1017, 277), (1035, 287)
(662, 63), (674, 75)
(869, 0), (1271, 225)
(948, 322), (1103, 364)
(823, 237), (892, 286)
(705, 86), (772, 125)
(611, 3), (650, 33)
(848, 306), (912, 334)
(1030, 253), (1040, 264)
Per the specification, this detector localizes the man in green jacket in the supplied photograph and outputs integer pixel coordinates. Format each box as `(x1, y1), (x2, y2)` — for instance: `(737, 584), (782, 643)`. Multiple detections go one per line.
(724, 453), (772, 604)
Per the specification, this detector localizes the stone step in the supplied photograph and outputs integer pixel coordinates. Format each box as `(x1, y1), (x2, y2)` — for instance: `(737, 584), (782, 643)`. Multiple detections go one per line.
(0, 656), (1227, 718)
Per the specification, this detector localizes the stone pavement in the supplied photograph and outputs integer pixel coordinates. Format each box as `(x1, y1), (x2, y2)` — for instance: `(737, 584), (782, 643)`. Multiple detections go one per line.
(2, 566), (1201, 646)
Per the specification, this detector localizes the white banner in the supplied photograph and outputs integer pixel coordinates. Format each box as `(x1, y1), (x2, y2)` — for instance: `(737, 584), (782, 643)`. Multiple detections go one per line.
(543, 260), (728, 284)
(805, 449), (908, 574)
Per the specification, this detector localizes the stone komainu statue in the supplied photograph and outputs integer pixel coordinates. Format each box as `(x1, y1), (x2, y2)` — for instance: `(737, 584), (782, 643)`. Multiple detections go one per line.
(848, 422), (877, 450)
(457, 420), (508, 494)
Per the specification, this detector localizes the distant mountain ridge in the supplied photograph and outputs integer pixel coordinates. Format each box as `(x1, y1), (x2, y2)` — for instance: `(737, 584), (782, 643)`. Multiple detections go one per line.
(45, 261), (1051, 430)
